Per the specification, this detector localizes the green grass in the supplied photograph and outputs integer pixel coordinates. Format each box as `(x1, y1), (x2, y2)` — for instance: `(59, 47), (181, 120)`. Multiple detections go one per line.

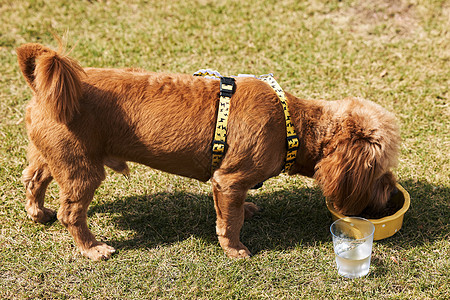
(1, 0), (449, 298)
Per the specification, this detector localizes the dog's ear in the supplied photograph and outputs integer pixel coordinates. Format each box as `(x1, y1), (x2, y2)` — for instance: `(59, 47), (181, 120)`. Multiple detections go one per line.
(314, 123), (386, 215)
(314, 141), (378, 215)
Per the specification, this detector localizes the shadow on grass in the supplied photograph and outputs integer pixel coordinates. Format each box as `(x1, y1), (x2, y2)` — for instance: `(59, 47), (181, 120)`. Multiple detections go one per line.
(88, 185), (331, 254)
(369, 179), (449, 277)
(88, 179), (449, 254)
(378, 179), (449, 247)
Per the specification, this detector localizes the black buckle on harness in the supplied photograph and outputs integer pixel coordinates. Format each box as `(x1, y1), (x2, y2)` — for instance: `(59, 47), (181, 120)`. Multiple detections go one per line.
(212, 140), (227, 154)
(286, 135), (299, 151)
(220, 77), (236, 98)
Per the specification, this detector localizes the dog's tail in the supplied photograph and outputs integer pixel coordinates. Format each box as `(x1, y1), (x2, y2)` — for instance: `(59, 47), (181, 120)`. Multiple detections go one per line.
(16, 42), (85, 123)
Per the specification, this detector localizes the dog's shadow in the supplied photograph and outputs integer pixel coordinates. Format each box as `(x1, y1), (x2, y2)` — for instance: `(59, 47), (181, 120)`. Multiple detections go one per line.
(89, 185), (331, 253)
(88, 179), (449, 254)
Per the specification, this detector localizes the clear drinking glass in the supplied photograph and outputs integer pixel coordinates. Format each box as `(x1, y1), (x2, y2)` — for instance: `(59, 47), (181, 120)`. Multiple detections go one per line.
(330, 217), (375, 278)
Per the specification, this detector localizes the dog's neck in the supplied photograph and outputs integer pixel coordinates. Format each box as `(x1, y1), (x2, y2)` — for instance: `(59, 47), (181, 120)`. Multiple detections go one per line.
(286, 94), (336, 177)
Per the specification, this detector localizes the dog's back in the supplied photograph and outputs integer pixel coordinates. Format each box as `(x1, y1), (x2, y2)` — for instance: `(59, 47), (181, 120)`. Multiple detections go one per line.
(82, 69), (223, 179)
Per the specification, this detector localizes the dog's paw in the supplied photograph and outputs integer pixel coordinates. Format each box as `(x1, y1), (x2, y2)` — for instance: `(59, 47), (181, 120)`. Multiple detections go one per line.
(81, 243), (116, 261)
(27, 206), (57, 224)
(244, 202), (260, 220)
(224, 242), (252, 259)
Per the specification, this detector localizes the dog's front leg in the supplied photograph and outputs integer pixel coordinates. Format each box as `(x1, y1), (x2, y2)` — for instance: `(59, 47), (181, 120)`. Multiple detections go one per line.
(211, 176), (251, 258)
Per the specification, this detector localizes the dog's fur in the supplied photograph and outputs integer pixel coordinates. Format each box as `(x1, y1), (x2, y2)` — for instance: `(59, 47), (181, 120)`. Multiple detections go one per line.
(17, 42), (400, 260)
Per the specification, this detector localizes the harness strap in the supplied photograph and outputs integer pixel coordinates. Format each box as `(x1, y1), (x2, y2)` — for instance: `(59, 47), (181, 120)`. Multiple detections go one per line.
(259, 75), (299, 172)
(211, 77), (236, 171)
(193, 70), (299, 173)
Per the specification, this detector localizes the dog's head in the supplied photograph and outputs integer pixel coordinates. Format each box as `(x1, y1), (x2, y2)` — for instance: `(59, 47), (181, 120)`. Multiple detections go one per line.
(314, 99), (400, 216)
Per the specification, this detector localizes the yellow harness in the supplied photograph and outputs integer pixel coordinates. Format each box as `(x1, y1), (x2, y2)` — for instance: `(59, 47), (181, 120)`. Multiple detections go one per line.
(258, 74), (299, 172)
(193, 70), (299, 173)
(211, 77), (236, 170)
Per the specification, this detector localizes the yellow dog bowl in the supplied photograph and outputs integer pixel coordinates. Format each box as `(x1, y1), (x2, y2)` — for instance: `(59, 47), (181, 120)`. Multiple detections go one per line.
(326, 183), (410, 240)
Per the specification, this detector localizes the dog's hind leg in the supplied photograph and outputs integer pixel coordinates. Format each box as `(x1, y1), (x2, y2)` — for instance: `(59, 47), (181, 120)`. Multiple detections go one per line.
(55, 162), (115, 260)
(22, 145), (56, 224)
(211, 174), (252, 258)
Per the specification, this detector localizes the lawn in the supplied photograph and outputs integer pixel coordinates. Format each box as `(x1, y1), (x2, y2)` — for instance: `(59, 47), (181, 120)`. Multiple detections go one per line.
(0, 0), (449, 299)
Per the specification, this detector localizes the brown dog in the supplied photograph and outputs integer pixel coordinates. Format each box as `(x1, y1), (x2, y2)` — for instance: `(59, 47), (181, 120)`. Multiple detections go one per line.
(17, 42), (400, 260)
